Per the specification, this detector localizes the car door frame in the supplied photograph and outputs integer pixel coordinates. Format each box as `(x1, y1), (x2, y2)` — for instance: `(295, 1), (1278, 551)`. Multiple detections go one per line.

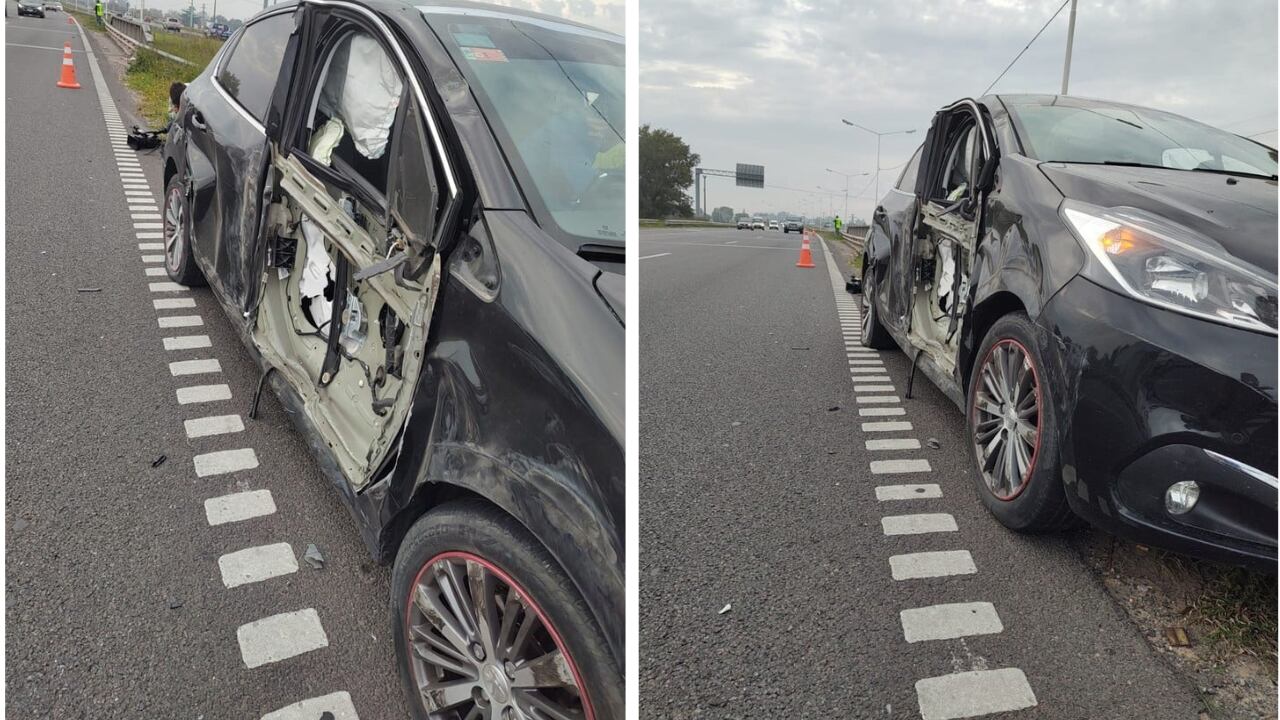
(182, 6), (302, 322)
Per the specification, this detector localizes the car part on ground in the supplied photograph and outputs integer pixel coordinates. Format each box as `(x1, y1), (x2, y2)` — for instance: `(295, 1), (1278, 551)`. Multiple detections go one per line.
(858, 93), (1276, 567)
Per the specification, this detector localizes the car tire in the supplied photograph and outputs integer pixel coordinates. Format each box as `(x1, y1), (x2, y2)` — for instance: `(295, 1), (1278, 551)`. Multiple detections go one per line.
(966, 312), (1078, 532)
(859, 264), (894, 349)
(391, 499), (623, 720)
(163, 174), (206, 286)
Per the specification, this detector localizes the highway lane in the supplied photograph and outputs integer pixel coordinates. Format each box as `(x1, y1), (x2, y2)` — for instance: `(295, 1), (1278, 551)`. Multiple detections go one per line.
(5, 11), (410, 718)
(637, 226), (1206, 719)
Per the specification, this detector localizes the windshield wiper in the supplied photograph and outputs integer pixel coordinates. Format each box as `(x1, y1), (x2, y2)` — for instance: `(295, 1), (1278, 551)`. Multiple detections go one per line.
(578, 243), (625, 263)
(1190, 167), (1278, 181)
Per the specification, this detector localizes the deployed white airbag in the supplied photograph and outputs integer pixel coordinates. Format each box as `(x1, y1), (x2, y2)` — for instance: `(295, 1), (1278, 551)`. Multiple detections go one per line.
(318, 33), (402, 159)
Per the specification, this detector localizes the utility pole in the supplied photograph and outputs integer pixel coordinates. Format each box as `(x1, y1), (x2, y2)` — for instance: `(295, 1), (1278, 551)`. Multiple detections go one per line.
(1061, 0), (1078, 95)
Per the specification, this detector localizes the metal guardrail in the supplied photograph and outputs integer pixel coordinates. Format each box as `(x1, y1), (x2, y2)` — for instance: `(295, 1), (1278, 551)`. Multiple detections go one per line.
(640, 218), (736, 228)
(102, 12), (197, 66)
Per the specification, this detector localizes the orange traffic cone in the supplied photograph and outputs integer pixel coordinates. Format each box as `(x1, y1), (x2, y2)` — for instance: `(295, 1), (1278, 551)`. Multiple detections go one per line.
(56, 42), (81, 90)
(796, 232), (815, 268)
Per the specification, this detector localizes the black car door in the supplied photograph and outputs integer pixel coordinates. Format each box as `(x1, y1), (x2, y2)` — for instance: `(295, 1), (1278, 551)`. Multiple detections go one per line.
(877, 144), (923, 327)
(182, 8), (299, 317)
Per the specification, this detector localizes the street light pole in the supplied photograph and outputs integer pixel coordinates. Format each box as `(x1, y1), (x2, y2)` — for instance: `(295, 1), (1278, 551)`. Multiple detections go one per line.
(1061, 0), (1078, 95)
(840, 119), (916, 208)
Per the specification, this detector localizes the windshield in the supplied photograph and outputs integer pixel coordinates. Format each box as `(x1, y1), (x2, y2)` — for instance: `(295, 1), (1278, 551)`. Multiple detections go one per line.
(1007, 98), (1277, 178)
(425, 9), (624, 247)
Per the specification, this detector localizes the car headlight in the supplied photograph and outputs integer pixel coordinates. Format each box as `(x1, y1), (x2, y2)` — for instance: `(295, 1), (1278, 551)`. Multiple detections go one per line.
(1061, 199), (1276, 334)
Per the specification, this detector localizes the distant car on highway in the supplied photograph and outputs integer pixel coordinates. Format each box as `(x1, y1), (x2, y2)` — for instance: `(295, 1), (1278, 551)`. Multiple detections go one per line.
(736, 217), (751, 229)
(783, 218), (802, 233)
(164, 17), (181, 31)
(205, 21), (230, 38)
(161, 1), (624, 716)
(43, 1), (62, 11)
(768, 220), (779, 230)
(751, 217), (765, 230)
(17, 0), (46, 18)
(858, 94), (1277, 567)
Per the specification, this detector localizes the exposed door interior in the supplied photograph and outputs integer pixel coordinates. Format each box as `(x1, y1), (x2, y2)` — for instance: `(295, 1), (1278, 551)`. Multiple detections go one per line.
(908, 108), (988, 374)
(252, 21), (451, 490)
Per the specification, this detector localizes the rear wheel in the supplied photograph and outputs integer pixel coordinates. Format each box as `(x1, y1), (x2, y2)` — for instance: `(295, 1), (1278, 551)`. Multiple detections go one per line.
(392, 500), (622, 720)
(163, 174), (206, 286)
(859, 265), (894, 349)
(966, 313), (1077, 531)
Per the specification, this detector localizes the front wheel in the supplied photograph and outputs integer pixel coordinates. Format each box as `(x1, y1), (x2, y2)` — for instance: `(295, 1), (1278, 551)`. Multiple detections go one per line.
(163, 174), (206, 286)
(966, 313), (1077, 531)
(392, 500), (623, 720)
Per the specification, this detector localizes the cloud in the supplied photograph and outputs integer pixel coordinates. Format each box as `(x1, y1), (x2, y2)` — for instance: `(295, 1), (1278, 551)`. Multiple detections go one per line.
(641, 0), (1278, 221)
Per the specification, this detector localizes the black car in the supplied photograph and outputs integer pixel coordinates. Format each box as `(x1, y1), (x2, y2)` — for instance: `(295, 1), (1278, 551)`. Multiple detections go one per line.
(161, 2), (624, 716)
(17, 0), (46, 18)
(858, 94), (1277, 568)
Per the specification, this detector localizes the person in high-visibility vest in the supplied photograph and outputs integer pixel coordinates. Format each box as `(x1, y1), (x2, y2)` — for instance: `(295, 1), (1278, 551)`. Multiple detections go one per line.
(833, 215), (843, 234)
(94, 0), (104, 26)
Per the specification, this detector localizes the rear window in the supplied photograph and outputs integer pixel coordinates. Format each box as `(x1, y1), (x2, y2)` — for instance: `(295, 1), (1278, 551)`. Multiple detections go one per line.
(217, 12), (293, 122)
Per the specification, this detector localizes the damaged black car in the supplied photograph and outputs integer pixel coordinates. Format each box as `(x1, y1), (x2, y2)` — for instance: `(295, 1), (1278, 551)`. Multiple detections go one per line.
(161, 1), (624, 716)
(858, 94), (1277, 568)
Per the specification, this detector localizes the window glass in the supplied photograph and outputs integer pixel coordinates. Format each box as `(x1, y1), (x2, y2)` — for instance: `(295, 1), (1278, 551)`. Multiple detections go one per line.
(427, 11), (624, 246)
(1008, 99), (1277, 177)
(895, 146), (923, 190)
(218, 12), (293, 122)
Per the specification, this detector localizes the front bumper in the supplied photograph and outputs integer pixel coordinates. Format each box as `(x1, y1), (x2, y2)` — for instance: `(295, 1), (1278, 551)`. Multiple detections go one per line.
(1040, 276), (1277, 568)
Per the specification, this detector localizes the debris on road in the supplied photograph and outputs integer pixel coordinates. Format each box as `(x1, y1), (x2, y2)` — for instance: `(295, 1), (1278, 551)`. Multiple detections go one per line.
(828, 406), (839, 412)
(1165, 627), (1191, 647)
(167, 596), (182, 609)
(76, 287), (102, 293)
(304, 544), (325, 569)
(151, 454), (167, 468)
(731, 421), (742, 427)
(789, 346), (809, 350)
(718, 603), (732, 615)
(926, 438), (941, 449)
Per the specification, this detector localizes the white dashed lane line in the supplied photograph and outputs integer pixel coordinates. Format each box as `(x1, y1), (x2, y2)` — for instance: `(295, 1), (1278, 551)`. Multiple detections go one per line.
(74, 13), (356, 712)
(814, 234), (1037, 718)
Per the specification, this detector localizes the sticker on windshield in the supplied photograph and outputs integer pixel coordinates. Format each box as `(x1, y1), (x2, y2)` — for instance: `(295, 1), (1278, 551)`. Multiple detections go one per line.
(461, 47), (508, 62)
(451, 32), (495, 48)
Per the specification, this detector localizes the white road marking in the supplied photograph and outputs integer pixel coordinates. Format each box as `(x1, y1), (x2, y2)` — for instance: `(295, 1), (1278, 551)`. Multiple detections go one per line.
(850, 366), (888, 374)
(163, 335), (211, 350)
(901, 602), (1003, 643)
(915, 669), (1037, 720)
(154, 297), (196, 309)
(186, 414), (246, 438)
(141, 254), (164, 263)
(144, 267), (168, 276)
(125, 196), (154, 204)
(871, 458), (931, 474)
(133, 213), (163, 221)
(136, 232), (163, 239)
(875, 484), (943, 501)
(890, 550), (977, 580)
(219, 543), (299, 588)
(176, 383), (232, 405)
(882, 513), (958, 535)
(261, 692), (359, 720)
(139, 243), (164, 250)
(150, 282), (188, 293)
(856, 395), (900, 404)
(640, 252), (671, 260)
(205, 489), (275, 525)
(866, 438), (920, 450)
(134, 222), (163, 230)
(859, 407), (906, 417)
(158, 315), (203, 328)
(237, 609), (330, 669)
(863, 421), (913, 432)
(170, 358), (221, 376)
(194, 448), (259, 477)
(848, 359), (883, 365)
(854, 385), (896, 393)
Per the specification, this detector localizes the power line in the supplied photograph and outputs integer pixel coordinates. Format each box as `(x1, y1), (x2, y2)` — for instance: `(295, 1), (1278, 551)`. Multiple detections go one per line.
(981, 0), (1071, 96)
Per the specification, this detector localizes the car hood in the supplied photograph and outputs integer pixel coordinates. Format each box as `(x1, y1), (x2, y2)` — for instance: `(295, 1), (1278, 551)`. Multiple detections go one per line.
(1039, 163), (1277, 273)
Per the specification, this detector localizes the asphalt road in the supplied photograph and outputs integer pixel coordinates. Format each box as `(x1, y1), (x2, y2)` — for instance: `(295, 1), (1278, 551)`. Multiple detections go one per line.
(637, 226), (1207, 719)
(5, 11), (411, 718)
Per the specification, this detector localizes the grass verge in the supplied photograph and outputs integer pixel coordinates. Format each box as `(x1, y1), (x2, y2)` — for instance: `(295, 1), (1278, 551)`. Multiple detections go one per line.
(150, 31), (222, 66)
(125, 48), (202, 126)
(68, 10), (104, 32)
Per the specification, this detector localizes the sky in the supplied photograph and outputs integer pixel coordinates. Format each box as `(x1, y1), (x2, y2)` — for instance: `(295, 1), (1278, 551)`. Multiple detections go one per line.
(641, 0), (1279, 223)
(148, 0), (622, 32)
